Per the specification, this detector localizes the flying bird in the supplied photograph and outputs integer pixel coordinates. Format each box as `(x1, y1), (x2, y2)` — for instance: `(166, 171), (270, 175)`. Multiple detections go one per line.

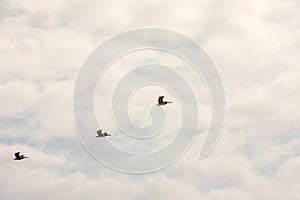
(96, 129), (111, 137)
(14, 152), (28, 160)
(157, 96), (172, 106)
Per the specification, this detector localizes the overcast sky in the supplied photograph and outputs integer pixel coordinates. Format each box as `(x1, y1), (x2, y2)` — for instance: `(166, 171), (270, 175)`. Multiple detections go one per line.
(0, 0), (300, 199)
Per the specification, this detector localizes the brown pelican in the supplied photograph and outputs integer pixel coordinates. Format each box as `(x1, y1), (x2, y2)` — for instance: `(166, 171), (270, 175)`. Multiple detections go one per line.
(14, 152), (28, 160)
(157, 96), (172, 106)
(96, 129), (111, 137)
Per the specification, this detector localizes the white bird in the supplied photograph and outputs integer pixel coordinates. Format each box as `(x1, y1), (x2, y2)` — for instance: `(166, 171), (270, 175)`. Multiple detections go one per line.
(96, 129), (111, 137)
(157, 96), (172, 106)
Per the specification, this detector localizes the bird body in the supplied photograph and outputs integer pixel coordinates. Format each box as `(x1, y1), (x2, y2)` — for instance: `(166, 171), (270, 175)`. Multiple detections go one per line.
(157, 96), (172, 106)
(96, 129), (111, 137)
(14, 152), (28, 160)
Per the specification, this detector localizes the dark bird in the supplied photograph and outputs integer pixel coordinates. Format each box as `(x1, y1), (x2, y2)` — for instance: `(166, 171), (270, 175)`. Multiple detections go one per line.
(14, 152), (28, 160)
(96, 129), (111, 137)
(157, 96), (172, 106)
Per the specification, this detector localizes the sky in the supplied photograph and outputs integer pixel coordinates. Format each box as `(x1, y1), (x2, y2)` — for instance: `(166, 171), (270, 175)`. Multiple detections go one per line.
(0, 0), (300, 199)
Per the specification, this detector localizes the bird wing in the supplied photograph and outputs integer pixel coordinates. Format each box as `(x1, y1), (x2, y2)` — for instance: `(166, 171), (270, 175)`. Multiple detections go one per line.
(158, 96), (164, 104)
(97, 130), (103, 136)
(15, 152), (21, 158)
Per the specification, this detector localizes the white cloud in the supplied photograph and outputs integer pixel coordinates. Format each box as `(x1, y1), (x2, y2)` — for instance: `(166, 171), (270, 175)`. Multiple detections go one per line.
(0, 80), (40, 117)
(0, 0), (299, 199)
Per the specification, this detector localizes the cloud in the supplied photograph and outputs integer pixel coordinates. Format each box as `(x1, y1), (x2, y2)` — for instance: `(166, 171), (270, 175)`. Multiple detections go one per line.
(0, 0), (299, 199)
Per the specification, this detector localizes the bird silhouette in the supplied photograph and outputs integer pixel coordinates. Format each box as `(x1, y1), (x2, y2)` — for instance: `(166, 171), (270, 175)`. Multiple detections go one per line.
(96, 129), (111, 137)
(157, 96), (172, 106)
(14, 152), (28, 160)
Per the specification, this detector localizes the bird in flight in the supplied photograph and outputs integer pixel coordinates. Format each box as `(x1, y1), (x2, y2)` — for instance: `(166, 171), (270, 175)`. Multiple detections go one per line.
(96, 129), (111, 137)
(14, 152), (28, 160)
(157, 96), (172, 106)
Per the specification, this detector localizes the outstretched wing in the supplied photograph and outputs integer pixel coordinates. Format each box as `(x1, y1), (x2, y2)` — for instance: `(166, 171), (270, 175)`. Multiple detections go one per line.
(97, 129), (103, 136)
(15, 152), (21, 159)
(158, 96), (164, 104)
